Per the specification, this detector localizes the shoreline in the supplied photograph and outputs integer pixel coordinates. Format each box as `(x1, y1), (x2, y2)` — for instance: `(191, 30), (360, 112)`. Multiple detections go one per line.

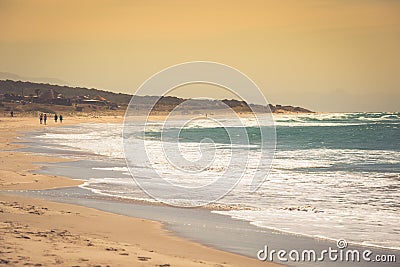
(0, 116), (279, 266)
(13, 186), (400, 267)
(2, 114), (399, 266)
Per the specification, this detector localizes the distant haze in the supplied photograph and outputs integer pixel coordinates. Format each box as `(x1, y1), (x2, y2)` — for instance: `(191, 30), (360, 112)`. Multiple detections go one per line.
(0, 0), (399, 112)
(0, 72), (69, 86)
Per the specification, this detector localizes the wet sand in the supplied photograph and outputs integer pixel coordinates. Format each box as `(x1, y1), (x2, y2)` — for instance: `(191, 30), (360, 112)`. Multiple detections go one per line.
(0, 116), (279, 266)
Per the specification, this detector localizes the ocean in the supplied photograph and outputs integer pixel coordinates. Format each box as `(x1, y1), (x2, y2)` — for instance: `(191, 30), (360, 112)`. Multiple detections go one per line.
(27, 112), (400, 251)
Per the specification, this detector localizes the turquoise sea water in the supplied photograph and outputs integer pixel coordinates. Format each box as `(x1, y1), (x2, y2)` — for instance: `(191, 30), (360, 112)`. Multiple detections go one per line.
(31, 112), (400, 250)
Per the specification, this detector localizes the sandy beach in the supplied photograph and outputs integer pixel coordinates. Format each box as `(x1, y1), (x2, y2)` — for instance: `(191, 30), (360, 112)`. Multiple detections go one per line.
(0, 115), (279, 267)
(2, 1), (399, 265)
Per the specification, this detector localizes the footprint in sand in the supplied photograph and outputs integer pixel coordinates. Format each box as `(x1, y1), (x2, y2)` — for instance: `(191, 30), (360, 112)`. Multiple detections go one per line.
(137, 256), (151, 261)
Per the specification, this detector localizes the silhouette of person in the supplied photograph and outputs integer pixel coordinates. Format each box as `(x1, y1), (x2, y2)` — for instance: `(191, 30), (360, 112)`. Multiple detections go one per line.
(43, 113), (47, 125)
(10, 111), (14, 117)
(59, 114), (63, 123)
(39, 113), (43, 124)
(54, 114), (58, 123)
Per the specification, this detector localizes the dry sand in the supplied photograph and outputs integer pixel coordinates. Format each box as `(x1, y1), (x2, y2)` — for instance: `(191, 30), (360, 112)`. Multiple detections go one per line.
(0, 116), (280, 266)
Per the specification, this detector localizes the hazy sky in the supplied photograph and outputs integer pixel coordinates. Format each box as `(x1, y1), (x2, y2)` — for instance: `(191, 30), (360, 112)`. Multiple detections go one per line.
(0, 0), (399, 112)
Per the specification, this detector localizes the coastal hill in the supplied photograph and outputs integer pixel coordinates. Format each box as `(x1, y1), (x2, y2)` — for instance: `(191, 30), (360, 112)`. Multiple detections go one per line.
(0, 79), (313, 115)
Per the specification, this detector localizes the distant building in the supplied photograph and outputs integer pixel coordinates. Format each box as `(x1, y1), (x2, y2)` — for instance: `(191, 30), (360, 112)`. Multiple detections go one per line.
(38, 89), (72, 106)
(81, 99), (106, 106)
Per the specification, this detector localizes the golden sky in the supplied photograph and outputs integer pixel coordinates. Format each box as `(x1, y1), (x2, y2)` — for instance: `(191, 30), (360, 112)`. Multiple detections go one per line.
(1, 0), (399, 111)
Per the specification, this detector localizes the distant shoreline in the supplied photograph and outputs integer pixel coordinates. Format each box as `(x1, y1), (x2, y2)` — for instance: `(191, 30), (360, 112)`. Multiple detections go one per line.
(0, 79), (314, 116)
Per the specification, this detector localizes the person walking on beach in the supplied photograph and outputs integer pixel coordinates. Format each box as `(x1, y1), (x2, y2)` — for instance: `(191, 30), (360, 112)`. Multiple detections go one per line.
(54, 114), (58, 123)
(39, 113), (43, 124)
(59, 114), (63, 123)
(10, 111), (14, 117)
(43, 113), (47, 125)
